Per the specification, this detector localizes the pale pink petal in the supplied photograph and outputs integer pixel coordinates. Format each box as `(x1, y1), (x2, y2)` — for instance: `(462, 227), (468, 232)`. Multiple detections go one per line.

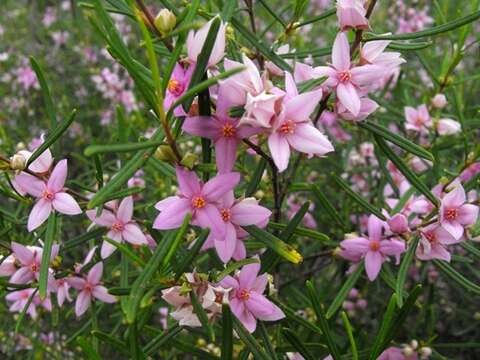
(434, 226), (461, 245)
(442, 221), (464, 240)
(100, 240), (117, 259)
(14, 173), (46, 197)
(29, 148), (53, 173)
(287, 123), (334, 156)
(11, 242), (34, 265)
(442, 184), (466, 208)
(52, 192), (82, 215)
(428, 244), (451, 262)
(154, 196), (179, 211)
(238, 262), (260, 289)
(214, 222), (237, 263)
(202, 172), (240, 201)
(47, 159), (68, 192)
(219, 275), (239, 290)
(284, 90), (323, 122)
(247, 293), (285, 321)
(332, 32), (351, 70)
(215, 137), (238, 174)
(122, 223), (148, 245)
(340, 237), (370, 254)
(92, 285), (117, 303)
(67, 277), (86, 290)
(153, 198), (191, 230)
(75, 290), (91, 317)
(86, 209), (116, 227)
(268, 132), (290, 172)
(195, 204), (226, 238)
(176, 166), (202, 198)
(457, 204), (479, 226)
(233, 241), (247, 261)
(230, 200), (271, 226)
(10, 267), (34, 284)
(365, 251), (383, 281)
(28, 199), (52, 232)
(368, 215), (384, 242)
(351, 65), (384, 86)
(251, 274), (268, 294)
(337, 82), (361, 116)
(87, 262), (103, 284)
(284, 71), (298, 97)
(404, 106), (417, 124)
(183, 116), (220, 139)
(361, 40), (390, 63)
(117, 196), (133, 223)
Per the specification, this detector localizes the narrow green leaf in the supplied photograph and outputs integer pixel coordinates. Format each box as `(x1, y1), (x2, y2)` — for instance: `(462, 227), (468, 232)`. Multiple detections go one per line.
(306, 281), (341, 360)
(326, 263), (364, 319)
(232, 317), (270, 360)
(366, 10), (480, 41)
(258, 322), (278, 360)
(282, 328), (315, 360)
(221, 0), (237, 22)
(396, 237), (420, 307)
(243, 225), (303, 264)
(295, 8), (335, 27)
(387, 41), (432, 51)
(126, 231), (176, 323)
(92, 330), (129, 355)
(88, 130), (162, 209)
(341, 311), (358, 360)
(104, 238), (147, 268)
(93, 154), (104, 188)
(311, 184), (346, 230)
(374, 135), (439, 206)
(274, 300), (323, 335)
(29, 57), (56, 128)
(162, 213), (192, 267)
(77, 336), (102, 360)
(359, 121), (434, 161)
(39, 215), (57, 299)
(63, 228), (106, 251)
(268, 222), (330, 242)
(84, 140), (164, 157)
(230, 17), (292, 72)
(221, 304), (233, 360)
(332, 174), (387, 220)
(369, 294), (398, 360)
(258, 0), (287, 28)
(143, 325), (182, 355)
(391, 187), (415, 215)
(433, 260), (480, 295)
(461, 241), (480, 260)
(190, 290), (215, 342)
(101, 186), (144, 204)
(245, 159), (267, 197)
(27, 109), (77, 167)
(174, 228), (210, 280)
(297, 77), (327, 93)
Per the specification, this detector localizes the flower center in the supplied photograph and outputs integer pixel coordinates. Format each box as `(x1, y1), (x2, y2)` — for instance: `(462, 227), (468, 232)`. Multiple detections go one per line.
(415, 116), (425, 127)
(222, 124), (236, 138)
(214, 292), (224, 303)
(30, 263), (39, 273)
(167, 79), (184, 96)
(369, 240), (380, 251)
(338, 70), (352, 82)
(424, 231), (436, 243)
(192, 196), (206, 209)
(238, 289), (250, 301)
(279, 120), (296, 135)
(445, 208), (458, 221)
(42, 190), (55, 201)
(220, 208), (231, 222)
(112, 222), (124, 232)
(84, 283), (93, 293)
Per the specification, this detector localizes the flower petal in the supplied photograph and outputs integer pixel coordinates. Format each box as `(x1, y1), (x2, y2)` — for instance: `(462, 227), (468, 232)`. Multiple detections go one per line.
(87, 262), (103, 284)
(92, 285), (117, 303)
(11, 242), (34, 265)
(183, 116), (220, 139)
(230, 200), (271, 226)
(123, 223), (148, 245)
(47, 159), (68, 193)
(52, 192), (82, 215)
(75, 290), (91, 317)
(28, 199), (52, 232)
(215, 137), (238, 174)
(238, 262), (260, 289)
(337, 82), (361, 116)
(176, 166), (202, 198)
(365, 251), (383, 281)
(117, 196), (133, 223)
(214, 222), (237, 263)
(268, 132), (290, 173)
(332, 32), (351, 70)
(153, 198), (191, 230)
(14, 173), (46, 197)
(202, 172), (240, 201)
(287, 123), (334, 156)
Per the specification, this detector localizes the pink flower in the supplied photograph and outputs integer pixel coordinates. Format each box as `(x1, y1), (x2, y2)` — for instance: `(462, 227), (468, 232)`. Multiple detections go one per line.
(183, 88), (260, 173)
(268, 73), (334, 172)
(404, 105), (431, 134)
(0, 254), (16, 277)
(68, 262), (117, 317)
(15, 160), (82, 231)
(340, 215), (406, 281)
(164, 63), (194, 117)
(436, 118), (461, 136)
(87, 197), (148, 259)
(439, 183), (479, 239)
(378, 347), (418, 360)
(315, 32), (384, 116)
(6, 288), (52, 319)
(336, 0), (369, 31)
(202, 192), (271, 263)
(220, 261), (285, 332)
(387, 213), (409, 234)
(416, 224), (460, 262)
(56, 278), (72, 306)
(187, 18), (226, 68)
(153, 167), (240, 238)
(9, 242), (59, 288)
(359, 39), (405, 70)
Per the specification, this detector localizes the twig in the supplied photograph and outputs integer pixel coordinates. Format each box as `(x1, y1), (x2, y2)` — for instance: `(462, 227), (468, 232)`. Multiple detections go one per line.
(350, 0), (378, 54)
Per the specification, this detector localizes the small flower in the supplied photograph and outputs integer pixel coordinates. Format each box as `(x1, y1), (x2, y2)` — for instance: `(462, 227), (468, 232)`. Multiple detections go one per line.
(431, 93), (447, 109)
(68, 262), (117, 317)
(436, 118), (461, 136)
(404, 105), (431, 134)
(416, 224), (460, 262)
(336, 0), (369, 31)
(219, 261), (285, 332)
(187, 18), (226, 68)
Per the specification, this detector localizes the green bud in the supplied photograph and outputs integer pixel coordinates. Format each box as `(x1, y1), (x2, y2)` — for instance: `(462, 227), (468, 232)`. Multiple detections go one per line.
(154, 9), (176, 35)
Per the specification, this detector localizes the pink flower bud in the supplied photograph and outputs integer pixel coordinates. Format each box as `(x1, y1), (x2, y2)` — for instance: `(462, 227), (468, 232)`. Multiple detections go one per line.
(437, 118), (461, 136)
(387, 213), (409, 234)
(356, 299), (368, 309)
(431, 93), (447, 108)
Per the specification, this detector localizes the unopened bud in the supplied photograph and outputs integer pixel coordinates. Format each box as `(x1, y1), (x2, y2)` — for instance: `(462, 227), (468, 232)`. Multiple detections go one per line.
(154, 9), (176, 34)
(431, 93), (447, 109)
(387, 213), (409, 234)
(155, 145), (176, 163)
(419, 347), (432, 358)
(10, 153), (27, 170)
(180, 152), (197, 169)
(474, 311), (480, 320)
(403, 345), (414, 357)
(410, 339), (418, 349)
